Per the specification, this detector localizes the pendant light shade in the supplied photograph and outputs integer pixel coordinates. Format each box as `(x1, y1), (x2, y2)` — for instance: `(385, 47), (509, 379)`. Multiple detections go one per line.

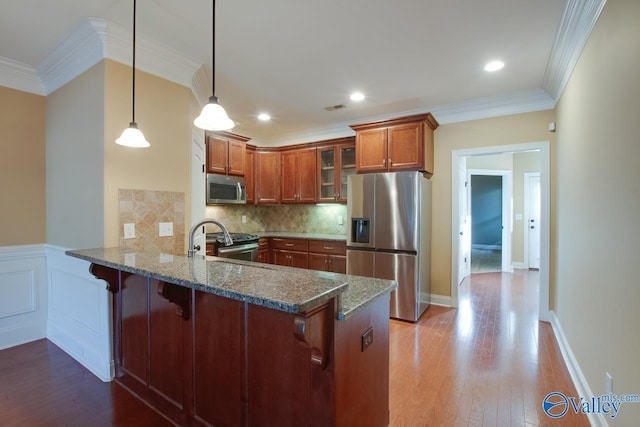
(194, 0), (234, 131)
(116, 0), (150, 148)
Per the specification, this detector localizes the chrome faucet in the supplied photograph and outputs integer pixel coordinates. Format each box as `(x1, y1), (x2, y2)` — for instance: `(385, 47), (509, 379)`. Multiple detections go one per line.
(187, 219), (233, 257)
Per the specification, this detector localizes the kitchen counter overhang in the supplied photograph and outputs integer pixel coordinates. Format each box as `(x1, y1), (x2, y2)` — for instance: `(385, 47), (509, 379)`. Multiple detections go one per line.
(66, 247), (396, 320)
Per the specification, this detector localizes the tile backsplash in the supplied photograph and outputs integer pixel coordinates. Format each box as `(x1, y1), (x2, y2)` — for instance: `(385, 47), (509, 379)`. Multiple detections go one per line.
(205, 204), (347, 235)
(119, 189), (185, 254)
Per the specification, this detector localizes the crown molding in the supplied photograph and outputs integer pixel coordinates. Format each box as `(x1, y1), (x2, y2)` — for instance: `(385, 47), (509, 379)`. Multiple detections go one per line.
(0, 56), (44, 95)
(542, 0), (607, 102)
(264, 88), (555, 146)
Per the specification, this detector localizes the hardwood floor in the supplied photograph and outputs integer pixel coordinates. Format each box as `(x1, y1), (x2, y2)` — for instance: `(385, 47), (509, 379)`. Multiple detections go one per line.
(0, 270), (588, 426)
(389, 270), (589, 426)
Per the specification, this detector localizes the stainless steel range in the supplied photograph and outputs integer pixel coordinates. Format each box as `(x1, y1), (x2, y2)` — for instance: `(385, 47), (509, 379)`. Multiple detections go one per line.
(207, 232), (259, 261)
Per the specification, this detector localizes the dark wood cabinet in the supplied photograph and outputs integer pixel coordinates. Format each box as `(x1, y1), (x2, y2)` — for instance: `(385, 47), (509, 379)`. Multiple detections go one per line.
(271, 238), (309, 269)
(317, 140), (356, 203)
(255, 150), (280, 204)
(281, 147), (317, 203)
(308, 239), (347, 273)
(245, 146), (256, 204)
(351, 113), (438, 174)
(206, 132), (249, 176)
(256, 237), (269, 263)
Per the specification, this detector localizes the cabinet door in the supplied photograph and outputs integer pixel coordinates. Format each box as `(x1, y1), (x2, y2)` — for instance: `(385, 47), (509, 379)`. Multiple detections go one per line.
(280, 151), (298, 203)
(207, 136), (229, 174)
(308, 253), (329, 271)
(317, 146), (337, 202)
(328, 255), (346, 274)
(356, 128), (387, 173)
(245, 149), (255, 204)
(256, 250), (269, 263)
(255, 151), (280, 204)
(338, 145), (356, 202)
(227, 139), (246, 176)
(297, 147), (317, 203)
(387, 122), (422, 171)
(289, 251), (309, 269)
(272, 250), (289, 267)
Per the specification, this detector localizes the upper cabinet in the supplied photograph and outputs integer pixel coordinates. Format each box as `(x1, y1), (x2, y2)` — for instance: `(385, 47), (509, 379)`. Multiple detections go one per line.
(281, 147), (317, 203)
(254, 150), (280, 204)
(350, 113), (438, 175)
(317, 138), (356, 203)
(245, 146), (256, 204)
(206, 132), (250, 176)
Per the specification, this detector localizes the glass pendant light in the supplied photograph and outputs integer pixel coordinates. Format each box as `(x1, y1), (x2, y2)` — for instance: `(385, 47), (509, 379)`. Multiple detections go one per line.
(194, 0), (235, 131)
(116, 0), (150, 148)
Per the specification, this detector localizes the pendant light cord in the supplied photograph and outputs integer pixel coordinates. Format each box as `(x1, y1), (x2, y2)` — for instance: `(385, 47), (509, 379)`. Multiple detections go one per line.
(132, 0), (137, 124)
(211, 0), (216, 100)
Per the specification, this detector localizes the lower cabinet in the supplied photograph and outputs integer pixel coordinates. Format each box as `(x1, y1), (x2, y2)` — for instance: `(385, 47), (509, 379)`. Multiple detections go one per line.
(263, 237), (346, 273)
(271, 237), (309, 269)
(308, 239), (347, 274)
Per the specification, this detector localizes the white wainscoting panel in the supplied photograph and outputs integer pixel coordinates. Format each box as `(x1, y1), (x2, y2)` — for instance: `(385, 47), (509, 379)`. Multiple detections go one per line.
(46, 245), (113, 381)
(0, 245), (47, 350)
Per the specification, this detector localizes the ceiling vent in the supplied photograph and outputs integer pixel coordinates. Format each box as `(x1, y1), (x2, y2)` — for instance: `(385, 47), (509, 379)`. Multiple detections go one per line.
(324, 104), (346, 111)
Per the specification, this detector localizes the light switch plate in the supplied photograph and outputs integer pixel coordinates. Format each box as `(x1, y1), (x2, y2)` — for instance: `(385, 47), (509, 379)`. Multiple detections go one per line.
(124, 223), (135, 239)
(159, 222), (174, 237)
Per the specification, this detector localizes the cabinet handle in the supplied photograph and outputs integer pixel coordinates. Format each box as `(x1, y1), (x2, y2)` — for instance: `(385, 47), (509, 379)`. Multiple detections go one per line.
(285, 243), (294, 247)
(382, 158), (386, 166)
(389, 158), (393, 166)
(323, 246), (333, 250)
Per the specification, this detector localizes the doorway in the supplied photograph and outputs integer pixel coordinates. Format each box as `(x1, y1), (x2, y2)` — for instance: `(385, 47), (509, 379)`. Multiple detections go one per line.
(451, 142), (550, 321)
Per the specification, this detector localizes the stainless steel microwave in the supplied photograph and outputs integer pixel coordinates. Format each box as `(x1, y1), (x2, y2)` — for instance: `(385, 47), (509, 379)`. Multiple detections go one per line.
(206, 174), (246, 204)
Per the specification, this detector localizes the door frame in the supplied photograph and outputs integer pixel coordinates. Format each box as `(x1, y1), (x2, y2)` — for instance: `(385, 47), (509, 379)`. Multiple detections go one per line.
(451, 141), (550, 321)
(190, 130), (207, 255)
(524, 172), (541, 269)
(467, 169), (513, 273)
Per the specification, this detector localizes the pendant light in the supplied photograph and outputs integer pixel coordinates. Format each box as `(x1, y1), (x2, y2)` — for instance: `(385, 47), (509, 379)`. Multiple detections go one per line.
(193, 0), (235, 131)
(116, 0), (150, 148)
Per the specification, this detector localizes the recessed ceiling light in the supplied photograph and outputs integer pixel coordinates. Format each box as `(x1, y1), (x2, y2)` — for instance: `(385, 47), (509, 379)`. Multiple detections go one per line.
(484, 60), (505, 72)
(257, 113), (271, 121)
(350, 92), (365, 101)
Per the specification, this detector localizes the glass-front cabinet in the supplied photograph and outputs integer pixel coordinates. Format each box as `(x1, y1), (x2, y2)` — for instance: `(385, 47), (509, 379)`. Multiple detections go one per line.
(317, 142), (356, 203)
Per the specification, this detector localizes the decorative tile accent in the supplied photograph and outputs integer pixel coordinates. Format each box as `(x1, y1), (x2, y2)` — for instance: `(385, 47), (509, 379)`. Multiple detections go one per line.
(119, 189), (185, 255)
(204, 204), (347, 235)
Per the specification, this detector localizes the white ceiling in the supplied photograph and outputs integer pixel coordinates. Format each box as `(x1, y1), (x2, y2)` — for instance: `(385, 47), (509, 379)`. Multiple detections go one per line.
(0, 0), (604, 145)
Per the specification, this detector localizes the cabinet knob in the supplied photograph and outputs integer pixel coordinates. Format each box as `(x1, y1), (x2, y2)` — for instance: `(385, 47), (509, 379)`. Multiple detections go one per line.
(382, 158), (386, 166)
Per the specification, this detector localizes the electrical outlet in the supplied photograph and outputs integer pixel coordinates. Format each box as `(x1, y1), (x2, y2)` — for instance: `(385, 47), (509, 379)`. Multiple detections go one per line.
(159, 222), (173, 237)
(337, 215), (343, 225)
(124, 223), (135, 239)
(606, 372), (613, 394)
(242, 215), (247, 224)
(361, 327), (374, 352)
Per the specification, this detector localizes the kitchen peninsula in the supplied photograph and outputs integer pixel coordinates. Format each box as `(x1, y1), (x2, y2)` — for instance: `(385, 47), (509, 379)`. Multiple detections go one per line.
(67, 247), (396, 427)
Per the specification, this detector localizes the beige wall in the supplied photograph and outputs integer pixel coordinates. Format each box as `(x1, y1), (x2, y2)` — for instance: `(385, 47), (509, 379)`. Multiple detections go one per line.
(0, 86), (46, 246)
(46, 62), (105, 248)
(431, 110), (556, 296)
(104, 60), (192, 248)
(555, 0), (640, 424)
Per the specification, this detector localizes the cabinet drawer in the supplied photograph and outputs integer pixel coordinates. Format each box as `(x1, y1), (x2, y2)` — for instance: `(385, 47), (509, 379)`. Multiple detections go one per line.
(308, 239), (346, 255)
(271, 238), (308, 252)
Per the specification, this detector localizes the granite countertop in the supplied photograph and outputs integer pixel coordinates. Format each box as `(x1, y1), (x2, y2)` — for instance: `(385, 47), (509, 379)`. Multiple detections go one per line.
(256, 232), (347, 241)
(66, 248), (395, 320)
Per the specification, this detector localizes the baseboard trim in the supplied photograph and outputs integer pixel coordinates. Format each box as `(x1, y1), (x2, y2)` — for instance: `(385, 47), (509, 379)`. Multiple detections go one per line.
(549, 311), (607, 427)
(512, 262), (528, 270)
(429, 294), (452, 307)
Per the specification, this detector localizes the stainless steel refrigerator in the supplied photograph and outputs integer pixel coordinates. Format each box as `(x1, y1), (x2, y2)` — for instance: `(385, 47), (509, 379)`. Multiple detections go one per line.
(347, 171), (431, 322)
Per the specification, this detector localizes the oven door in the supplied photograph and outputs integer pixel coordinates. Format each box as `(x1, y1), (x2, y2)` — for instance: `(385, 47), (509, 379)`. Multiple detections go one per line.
(216, 243), (258, 262)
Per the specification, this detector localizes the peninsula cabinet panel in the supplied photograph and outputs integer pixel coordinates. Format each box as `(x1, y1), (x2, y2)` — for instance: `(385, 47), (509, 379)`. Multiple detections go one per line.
(255, 151), (280, 204)
(193, 291), (244, 426)
(351, 113), (438, 174)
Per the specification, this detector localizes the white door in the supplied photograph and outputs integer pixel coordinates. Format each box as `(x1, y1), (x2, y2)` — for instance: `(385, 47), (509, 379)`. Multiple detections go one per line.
(457, 157), (470, 285)
(526, 173), (541, 269)
(191, 132), (206, 255)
